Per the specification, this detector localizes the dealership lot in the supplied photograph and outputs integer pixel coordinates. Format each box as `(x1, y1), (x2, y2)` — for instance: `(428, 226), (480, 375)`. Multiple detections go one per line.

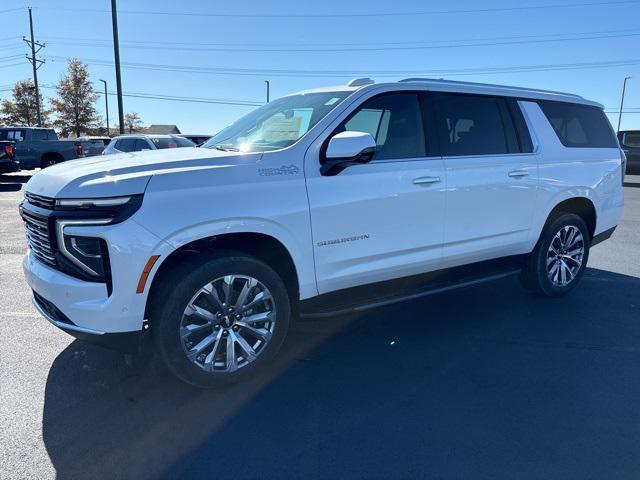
(1, 171), (639, 479)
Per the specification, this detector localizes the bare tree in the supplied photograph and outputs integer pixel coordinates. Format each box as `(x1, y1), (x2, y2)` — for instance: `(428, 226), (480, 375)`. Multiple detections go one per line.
(123, 112), (143, 133)
(50, 59), (99, 137)
(0, 79), (49, 127)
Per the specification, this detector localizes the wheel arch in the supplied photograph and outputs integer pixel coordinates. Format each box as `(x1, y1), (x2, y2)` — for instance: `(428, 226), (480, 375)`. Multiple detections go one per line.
(144, 232), (301, 321)
(543, 195), (597, 240)
(40, 151), (64, 167)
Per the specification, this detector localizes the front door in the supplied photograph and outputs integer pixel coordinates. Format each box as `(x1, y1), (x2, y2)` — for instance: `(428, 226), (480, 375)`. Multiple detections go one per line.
(305, 92), (446, 294)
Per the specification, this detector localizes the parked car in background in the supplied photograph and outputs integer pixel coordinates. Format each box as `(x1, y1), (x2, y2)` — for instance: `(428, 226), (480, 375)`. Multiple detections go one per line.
(0, 140), (19, 173)
(21, 78), (623, 388)
(0, 127), (84, 169)
(76, 136), (111, 157)
(102, 134), (196, 155)
(178, 134), (212, 146)
(618, 130), (640, 174)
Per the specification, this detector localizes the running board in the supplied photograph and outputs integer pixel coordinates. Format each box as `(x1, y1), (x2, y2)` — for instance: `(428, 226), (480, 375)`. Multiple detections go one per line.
(300, 264), (522, 319)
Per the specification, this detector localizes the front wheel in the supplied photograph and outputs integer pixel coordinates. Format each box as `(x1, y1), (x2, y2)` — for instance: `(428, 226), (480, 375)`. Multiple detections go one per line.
(150, 251), (291, 388)
(520, 213), (590, 297)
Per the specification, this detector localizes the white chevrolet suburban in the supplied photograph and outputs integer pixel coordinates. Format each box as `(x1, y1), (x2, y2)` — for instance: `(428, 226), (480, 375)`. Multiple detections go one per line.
(21, 78), (624, 387)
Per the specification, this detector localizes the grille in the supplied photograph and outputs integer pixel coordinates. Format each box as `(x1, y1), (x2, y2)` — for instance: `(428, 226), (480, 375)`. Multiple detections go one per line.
(24, 192), (55, 209)
(21, 208), (56, 267)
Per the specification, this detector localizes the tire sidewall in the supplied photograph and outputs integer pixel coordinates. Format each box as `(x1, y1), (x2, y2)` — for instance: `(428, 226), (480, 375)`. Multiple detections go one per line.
(152, 252), (291, 388)
(533, 213), (590, 296)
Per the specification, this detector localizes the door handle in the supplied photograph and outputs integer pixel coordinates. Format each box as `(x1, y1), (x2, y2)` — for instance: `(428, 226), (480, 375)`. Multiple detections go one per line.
(508, 170), (529, 178)
(413, 176), (441, 185)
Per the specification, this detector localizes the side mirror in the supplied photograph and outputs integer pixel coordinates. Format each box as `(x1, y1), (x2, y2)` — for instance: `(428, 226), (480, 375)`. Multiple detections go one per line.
(321, 131), (376, 176)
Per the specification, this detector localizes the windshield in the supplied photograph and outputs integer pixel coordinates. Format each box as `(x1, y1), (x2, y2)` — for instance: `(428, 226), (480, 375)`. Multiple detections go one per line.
(202, 91), (351, 152)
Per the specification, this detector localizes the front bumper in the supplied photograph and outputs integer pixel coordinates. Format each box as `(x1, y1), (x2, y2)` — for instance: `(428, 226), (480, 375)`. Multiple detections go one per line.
(32, 291), (141, 352)
(22, 216), (166, 348)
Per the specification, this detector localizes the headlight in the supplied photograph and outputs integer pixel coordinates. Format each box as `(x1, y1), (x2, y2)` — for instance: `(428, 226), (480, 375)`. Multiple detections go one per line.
(56, 219), (111, 278)
(49, 195), (142, 285)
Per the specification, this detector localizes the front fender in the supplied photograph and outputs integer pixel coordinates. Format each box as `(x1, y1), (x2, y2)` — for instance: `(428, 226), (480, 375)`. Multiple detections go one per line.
(139, 217), (318, 301)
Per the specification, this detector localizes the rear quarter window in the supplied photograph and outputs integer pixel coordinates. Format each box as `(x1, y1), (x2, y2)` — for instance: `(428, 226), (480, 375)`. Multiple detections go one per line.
(538, 100), (617, 148)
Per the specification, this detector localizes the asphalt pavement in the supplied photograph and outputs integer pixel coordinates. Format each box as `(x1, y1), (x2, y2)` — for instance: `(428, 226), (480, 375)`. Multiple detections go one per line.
(1, 171), (639, 480)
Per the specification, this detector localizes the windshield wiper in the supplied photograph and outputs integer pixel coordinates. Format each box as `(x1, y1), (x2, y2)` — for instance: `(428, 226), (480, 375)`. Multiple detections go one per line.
(213, 144), (240, 152)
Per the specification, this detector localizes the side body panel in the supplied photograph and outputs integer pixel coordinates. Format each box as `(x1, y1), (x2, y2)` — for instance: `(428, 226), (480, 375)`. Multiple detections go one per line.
(521, 101), (624, 246)
(135, 149), (318, 301)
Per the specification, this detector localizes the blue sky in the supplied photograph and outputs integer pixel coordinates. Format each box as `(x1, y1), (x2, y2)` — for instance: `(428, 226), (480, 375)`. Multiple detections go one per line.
(1, 0), (639, 133)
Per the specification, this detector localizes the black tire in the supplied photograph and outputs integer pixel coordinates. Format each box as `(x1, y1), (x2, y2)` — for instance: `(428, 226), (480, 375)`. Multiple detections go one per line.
(150, 250), (291, 388)
(41, 154), (62, 168)
(520, 213), (590, 297)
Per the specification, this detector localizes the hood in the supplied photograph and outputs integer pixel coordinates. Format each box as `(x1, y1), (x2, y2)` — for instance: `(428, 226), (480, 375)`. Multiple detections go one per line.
(25, 147), (262, 199)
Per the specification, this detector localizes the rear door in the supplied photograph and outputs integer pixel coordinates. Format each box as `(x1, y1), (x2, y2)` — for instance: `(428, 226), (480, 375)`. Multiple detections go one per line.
(433, 93), (539, 266)
(305, 91), (446, 293)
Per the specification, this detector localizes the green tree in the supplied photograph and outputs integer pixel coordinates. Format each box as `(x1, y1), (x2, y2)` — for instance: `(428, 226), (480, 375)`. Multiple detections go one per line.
(0, 79), (49, 127)
(50, 59), (99, 137)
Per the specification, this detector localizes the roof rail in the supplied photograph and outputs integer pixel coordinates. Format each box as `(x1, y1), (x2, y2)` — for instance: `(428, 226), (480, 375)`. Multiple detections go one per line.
(347, 77), (375, 87)
(398, 77), (584, 100)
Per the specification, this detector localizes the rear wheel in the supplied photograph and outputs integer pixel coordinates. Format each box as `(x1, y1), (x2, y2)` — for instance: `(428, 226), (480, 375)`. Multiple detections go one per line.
(150, 251), (291, 388)
(521, 213), (590, 296)
(41, 154), (62, 168)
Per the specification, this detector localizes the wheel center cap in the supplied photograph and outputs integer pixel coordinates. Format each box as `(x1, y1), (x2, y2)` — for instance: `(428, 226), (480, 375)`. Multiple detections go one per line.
(221, 315), (234, 328)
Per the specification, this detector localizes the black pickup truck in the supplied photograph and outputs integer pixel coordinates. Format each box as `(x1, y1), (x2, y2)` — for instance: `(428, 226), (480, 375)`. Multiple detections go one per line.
(618, 130), (640, 174)
(0, 127), (84, 170)
(0, 140), (19, 173)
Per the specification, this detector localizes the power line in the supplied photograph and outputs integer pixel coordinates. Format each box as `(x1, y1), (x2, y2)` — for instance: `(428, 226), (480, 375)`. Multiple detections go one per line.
(34, 0), (640, 18)
(0, 7), (26, 14)
(42, 31), (640, 53)
(0, 62), (25, 69)
(38, 84), (262, 107)
(40, 27), (640, 49)
(47, 55), (640, 78)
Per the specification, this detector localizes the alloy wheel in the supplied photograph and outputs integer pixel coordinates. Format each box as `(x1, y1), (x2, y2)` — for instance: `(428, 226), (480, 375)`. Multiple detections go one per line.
(179, 275), (276, 372)
(546, 225), (585, 287)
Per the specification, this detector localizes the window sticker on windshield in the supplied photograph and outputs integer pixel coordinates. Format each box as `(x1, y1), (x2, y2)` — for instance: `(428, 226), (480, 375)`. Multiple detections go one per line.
(324, 97), (340, 106)
(262, 116), (303, 142)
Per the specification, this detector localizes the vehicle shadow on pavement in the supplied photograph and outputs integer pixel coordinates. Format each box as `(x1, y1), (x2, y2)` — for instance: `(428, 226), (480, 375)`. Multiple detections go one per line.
(42, 268), (640, 480)
(0, 174), (30, 192)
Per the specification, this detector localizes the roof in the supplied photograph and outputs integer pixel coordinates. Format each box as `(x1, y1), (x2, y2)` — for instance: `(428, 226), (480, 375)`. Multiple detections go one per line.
(146, 124), (181, 134)
(291, 78), (603, 108)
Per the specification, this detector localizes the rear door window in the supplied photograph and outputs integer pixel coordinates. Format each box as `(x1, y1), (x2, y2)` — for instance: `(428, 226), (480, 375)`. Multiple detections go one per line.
(435, 94), (519, 156)
(31, 130), (51, 141)
(339, 93), (426, 161)
(538, 100), (617, 148)
(134, 139), (151, 151)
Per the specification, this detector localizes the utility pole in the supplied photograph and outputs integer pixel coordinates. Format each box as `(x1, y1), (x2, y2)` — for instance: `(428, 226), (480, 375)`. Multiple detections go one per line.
(99, 79), (110, 135)
(23, 8), (45, 126)
(264, 80), (270, 103)
(617, 76), (632, 133)
(111, 0), (125, 134)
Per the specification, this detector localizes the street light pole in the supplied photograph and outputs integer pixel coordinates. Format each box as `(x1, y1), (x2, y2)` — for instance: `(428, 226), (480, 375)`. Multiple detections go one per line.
(110, 0), (125, 134)
(264, 80), (270, 103)
(99, 79), (110, 135)
(617, 76), (632, 133)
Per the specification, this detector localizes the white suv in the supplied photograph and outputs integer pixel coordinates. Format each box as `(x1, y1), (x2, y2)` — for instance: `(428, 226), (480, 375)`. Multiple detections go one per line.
(21, 78), (624, 387)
